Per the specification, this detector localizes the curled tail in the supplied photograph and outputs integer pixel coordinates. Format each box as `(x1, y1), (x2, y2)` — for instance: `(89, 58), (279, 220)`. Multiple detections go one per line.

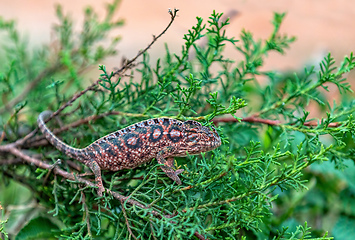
(37, 111), (85, 160)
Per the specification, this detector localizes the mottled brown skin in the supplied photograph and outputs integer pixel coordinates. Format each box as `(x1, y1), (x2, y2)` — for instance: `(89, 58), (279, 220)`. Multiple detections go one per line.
(38, 111), (221, 195)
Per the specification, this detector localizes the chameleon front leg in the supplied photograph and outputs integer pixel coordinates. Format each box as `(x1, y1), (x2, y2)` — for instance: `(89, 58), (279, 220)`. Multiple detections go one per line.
(156, 146), (184, 184)
(87, 160), (105, 196)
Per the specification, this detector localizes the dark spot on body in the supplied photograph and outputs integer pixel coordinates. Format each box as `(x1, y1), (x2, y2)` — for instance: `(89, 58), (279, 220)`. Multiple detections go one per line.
(105, 146), (118, 158)
(136, 127), (147, 134)
(149, 125), (164, 142)
(67, 147), (77, 156)
(110, 138), (123, 151)
(99, 141), (111, 151)
(124, 133), (141, 149)
(91, 143), (103, 154)
(168, 126), (182, 143)
(126, 152), (132, 162)
(86, 150), (96, 159)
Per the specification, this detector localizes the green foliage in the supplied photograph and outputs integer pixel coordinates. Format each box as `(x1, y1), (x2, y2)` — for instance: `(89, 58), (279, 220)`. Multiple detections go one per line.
(273, 222), (332, 240)
(332, 216), (355, 240)
(0, 217), (9, 240)
(0, 2), (355, 240)
(15, 217), (59, 240)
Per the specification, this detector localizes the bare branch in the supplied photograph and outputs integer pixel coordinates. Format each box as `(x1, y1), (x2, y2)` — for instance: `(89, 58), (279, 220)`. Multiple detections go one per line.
(213, 115), (341, 127)
(120, 199), (138, 240)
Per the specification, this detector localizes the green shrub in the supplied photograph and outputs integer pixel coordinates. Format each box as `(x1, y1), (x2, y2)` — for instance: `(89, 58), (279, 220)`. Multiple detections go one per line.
(1, 1), (354, 239)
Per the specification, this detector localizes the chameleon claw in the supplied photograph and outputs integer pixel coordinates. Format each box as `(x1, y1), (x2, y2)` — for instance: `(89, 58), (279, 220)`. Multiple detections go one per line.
(160, 165), (184, 185)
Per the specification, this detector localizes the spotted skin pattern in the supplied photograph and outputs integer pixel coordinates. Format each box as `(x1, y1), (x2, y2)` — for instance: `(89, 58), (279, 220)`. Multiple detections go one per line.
(38, 111), (221, 196)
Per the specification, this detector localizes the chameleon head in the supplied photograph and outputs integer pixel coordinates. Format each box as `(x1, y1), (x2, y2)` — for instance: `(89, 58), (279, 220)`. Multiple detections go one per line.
(180, 120), (221, 155)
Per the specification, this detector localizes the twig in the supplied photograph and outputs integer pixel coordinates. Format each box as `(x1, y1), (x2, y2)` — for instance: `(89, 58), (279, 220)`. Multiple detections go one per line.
(43, 159), (62, 186)
(194, 232), (208, 240)
(81, 192), (92, 238)
(240, 116), (281, 125)
(120, 199), (138, 240)
(112, 8), (179, 76)
(213, 115), (341, 127)
(149, 221), (158, 240)
(303, 121), (340, 127)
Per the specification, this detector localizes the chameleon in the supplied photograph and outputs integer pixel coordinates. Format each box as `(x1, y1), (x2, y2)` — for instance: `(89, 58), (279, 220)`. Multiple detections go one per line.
(38, 111), (221, 196)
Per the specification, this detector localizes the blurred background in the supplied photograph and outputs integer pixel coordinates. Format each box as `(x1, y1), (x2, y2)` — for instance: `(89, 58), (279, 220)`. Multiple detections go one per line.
(0, 0), (354, 81)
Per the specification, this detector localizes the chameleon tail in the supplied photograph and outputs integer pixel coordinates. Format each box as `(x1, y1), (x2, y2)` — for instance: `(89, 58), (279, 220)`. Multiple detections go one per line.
(37, 111), (85, 160)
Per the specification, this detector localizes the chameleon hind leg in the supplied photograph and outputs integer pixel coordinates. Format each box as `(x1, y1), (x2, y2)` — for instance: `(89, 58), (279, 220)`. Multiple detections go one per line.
(156, 146), (184, 184)
(88, 160), (105, 196)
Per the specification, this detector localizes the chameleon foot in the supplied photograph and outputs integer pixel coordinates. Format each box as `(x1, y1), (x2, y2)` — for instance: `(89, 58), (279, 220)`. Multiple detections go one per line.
(160, 165), (184, 184)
